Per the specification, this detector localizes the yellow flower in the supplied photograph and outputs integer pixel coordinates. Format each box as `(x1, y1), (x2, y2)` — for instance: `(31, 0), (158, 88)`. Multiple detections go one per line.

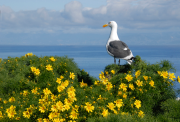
(102, 109), (108, 117)
(56, 101), (65, 112)
(67, 91), (76, 98)
(177, 76), (180, 83)
(94, 80), (99, 85)
(25, 52), (33, 57)
(131, 104), (133, 108)
(57, 85), (65, 92)
(139, 88), (143, 93)
(9, 105), (16, 110)
(26, 107), (33, 115)
(3, 100), (8, 104)
(80, 80), (87, 87)
(53, 118), (64, 122)
(134, 100), (141, 109)
(23, 111), (30, 118)
(43, 118), (50, 122)
(67, 86), (76, 93)
(69, 110), (79, 120)
(68, 95), (77, 102)
(119, 83), (127, 91)
(157, 71), (161, 75)
(34, 68), (40, 76)
(107, 102), (115, 111)
(31, 87), (38, 94)
(135, 70), (141, 78)
(39, 105), (46, 113)
(43, 88), (52, 95)
(138, 110), (145, 118)
(56, 78), (61, 84)
(121, 112), (129, 115)
(6, 105), (17, 119)
(118, 91), (123, 96)
(49, 57), (55, 61)
(0, 111), (3, 118)
(136, 80), (143, 87)
(51, 105), (58, 112)
(160, 71), (168, 79)
(84, 102), (94, 113)
(48, 112), (56, 120)
(114, 99), (123, 108)
(149, 80), (155, 87)
(123, 94), (127, 99)
(46, 64), (53, 71)
(105, 71), (108, 75)
(23, 90), (29, 96)
(69, 72), (75, 80)
(62, 80), (69, 87)
(97, 95), (103, 100)
(168, 72), (176, 81)
(64, 98), (73, 106)
(64, 104), (70, 111)
(102, 78), (109, 85)
(9, 97), (15, 102)
(111, 70), (115, 74)
(129, 83), (135, 90)
(30, 66), (36, 72)
(106, 82), (113, 91)
(60, 75), (64, 79)
(125, 74), (133, 82)
(28, 52), (33, 56)
(51, 94), (57, 102)
(143, 76), (148, 81)
(6, 110), (17, 119)
(99, 71), (105, 80)
(37, 118), (43, 122)
(72, 105), (79, 112)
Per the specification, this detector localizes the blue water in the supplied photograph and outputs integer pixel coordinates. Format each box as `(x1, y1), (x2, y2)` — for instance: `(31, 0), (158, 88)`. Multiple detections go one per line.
(0, 45), (180, 95)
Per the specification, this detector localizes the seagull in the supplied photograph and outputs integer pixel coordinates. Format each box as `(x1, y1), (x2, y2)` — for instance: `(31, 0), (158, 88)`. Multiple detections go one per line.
(103, 21), (135, 65)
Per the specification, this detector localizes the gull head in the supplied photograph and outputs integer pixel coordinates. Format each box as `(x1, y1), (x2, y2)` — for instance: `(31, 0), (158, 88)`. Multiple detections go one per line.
(103, 21), (118, 28)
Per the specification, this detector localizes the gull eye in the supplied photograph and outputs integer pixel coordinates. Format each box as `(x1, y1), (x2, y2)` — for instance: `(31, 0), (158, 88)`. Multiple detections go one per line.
(109, 22), (111, 24)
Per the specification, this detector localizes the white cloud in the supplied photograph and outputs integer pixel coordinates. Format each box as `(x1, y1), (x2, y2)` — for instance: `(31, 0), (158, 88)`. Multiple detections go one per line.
(106, 0), (180, 28)
(64, 1), (84, 23)
(0, 0), (180, 33)
(90, 6), (107, 15)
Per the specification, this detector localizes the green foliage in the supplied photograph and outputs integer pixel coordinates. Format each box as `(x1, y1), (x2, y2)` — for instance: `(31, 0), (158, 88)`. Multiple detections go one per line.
(0, 54), (179, 122)
(104, 55), (177, 117)
(161, 98), (180, 120)
(0, 55), (81, 98)
(87, 113), (177, 122)
(77, 69), (96, 85)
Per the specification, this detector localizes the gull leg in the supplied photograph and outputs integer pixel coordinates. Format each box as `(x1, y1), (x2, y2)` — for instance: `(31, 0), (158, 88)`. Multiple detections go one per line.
(118, 59), (120, 65)
(114, 57), (116, 64)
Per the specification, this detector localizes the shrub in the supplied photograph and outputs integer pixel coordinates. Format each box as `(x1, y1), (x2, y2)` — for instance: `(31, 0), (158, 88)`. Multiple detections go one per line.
(0, 54), (179, 122)
(161, 98), (180, 120)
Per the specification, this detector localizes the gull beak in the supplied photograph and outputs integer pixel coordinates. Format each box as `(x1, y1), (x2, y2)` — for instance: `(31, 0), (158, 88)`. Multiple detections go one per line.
(103, 24), (108, 27)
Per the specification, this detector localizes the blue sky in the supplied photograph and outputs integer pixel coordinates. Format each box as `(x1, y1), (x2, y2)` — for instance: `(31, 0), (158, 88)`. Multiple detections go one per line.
(0, 0), (180, 45)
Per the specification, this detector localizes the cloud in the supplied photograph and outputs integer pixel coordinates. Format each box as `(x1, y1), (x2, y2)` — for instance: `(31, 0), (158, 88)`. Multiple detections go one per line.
(0, 0), (180, 34)
(106, 0), (180, 29)
(64, 1), (84, 23)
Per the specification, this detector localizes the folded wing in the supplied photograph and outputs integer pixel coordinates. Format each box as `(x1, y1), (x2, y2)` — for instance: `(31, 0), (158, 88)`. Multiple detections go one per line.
(108, 41), (131, 58)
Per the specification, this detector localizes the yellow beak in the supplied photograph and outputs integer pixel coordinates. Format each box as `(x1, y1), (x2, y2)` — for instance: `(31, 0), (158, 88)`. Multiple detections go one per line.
(103, 24), (108, 27)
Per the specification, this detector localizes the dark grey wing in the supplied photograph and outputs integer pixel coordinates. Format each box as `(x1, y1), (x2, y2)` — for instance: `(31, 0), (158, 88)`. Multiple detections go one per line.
(108, 41), (131, 58)
(109, 41), (129, 50)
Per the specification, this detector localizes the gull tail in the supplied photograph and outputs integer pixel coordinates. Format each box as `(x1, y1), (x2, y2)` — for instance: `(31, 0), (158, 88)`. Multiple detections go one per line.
(126, 57), (136, 65)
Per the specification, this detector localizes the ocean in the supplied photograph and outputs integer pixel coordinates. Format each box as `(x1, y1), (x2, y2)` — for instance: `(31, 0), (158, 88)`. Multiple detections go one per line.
(0, 45), (180, 95)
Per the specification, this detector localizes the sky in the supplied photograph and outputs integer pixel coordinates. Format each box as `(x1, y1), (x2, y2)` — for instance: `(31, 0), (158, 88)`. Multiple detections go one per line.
(0, 0), (180, 45)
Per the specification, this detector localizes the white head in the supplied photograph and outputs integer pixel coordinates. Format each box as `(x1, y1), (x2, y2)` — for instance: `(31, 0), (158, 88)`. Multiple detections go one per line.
(103, 21), (119, 41)
(103, 21), (118, 28)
